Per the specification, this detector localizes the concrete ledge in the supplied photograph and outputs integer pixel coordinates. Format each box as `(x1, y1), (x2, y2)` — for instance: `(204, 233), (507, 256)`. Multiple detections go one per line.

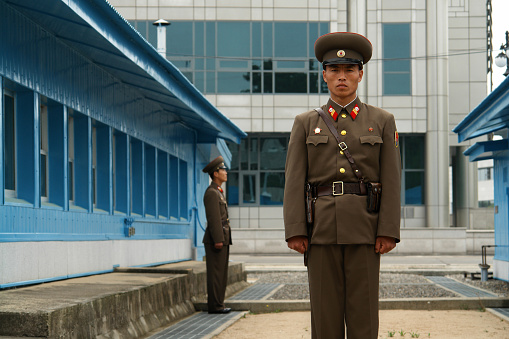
(194, 298), (509, 313)
(0, 261), (247, 338)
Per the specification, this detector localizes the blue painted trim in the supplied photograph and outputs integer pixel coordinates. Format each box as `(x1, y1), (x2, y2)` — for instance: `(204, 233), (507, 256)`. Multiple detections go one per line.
(463, 139), (509, 162)
(34, 93), (40, 208)
(454, 76), (509, 142)
(0, 77), (4, 205)
(64, 0), (246, 144)
(0, 268), (114, 289)
(130, 258), (192, 268)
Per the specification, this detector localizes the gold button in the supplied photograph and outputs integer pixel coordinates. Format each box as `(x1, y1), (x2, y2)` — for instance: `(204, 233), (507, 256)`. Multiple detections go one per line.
(341, 113), (347, 119)
(340, 151), (344, 155)
(341, 130), (347, 136)
(340, 168), (346, 173)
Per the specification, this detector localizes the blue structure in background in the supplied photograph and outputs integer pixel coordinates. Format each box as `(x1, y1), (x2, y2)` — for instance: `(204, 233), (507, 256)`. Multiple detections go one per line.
(0, 0), (245, 288)
(454, 76), (509, 282)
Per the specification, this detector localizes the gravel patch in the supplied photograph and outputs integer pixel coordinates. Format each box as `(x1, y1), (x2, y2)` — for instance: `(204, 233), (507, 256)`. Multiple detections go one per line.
(448, 274), (509, 297)
(249, 272), (462, 300)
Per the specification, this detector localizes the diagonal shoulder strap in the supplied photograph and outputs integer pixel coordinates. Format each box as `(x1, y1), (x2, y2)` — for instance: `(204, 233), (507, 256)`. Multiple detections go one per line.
(314, 107), (367, 195)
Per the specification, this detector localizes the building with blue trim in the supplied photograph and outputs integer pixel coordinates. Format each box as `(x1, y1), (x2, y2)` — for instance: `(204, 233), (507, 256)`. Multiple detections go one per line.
(454, 76), (509, 282)
(0, 0), (245, 288)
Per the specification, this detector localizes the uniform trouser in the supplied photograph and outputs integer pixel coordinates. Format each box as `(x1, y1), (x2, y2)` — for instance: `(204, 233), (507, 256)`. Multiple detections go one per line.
(204, 243), (230, 312)
(307, 244), (381, 339)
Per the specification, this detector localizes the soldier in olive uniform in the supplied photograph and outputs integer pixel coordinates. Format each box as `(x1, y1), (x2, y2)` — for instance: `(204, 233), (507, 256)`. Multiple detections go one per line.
(202, 156), (232, 314)
(284, 32), (401, 338)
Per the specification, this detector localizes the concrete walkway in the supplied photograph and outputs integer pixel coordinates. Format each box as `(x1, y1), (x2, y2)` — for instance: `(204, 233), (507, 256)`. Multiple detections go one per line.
(0, 254), (506, 339)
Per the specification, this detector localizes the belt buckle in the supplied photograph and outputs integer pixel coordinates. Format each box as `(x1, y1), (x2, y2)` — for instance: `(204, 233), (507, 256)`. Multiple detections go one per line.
(332, 181), (344, 196)
(338, 142), (348, 151)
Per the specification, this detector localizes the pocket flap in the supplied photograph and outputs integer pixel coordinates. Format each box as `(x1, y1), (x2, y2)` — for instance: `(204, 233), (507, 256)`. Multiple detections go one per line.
(306, 135), (328, 146)
(360, 135), (383, 145)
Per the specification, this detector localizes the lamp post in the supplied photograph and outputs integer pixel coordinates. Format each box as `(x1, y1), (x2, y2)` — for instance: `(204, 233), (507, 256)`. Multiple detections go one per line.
(495, 31), (509, 77)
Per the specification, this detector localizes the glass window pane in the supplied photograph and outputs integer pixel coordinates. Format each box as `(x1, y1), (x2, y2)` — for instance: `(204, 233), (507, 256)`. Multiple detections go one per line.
(205, 71), (215, 93)
(260, 137), (287, 170)
(274, 22), (307, 57)
(252, 22), (262, 57)
(41, 154), (47, 197)
(217, 72), (250, 93)
(243, 174), (256, 204)
(166, 21), (193, 57)
(277, 61), (306, 68)
(240, 139), (248, 170)
(148, 23), (157, 50)
(206, 21), (216, 58)
(260, 172), (284, 205)
(250, 138), (258, 170)
(309, 23), (318, 56)
(263, 22), (273, 58)
(218, 22), (250, 57)
(264, 72), (273, 93)
(194, 71), (205, 92)
(404, 136), (425, 169)
(253, 72), (262, 93)
(227, 141), (239, 170)
(195, 22), (204, 56)
(226, 172), (239, 205)
(309, 73), (319, 93)
(383, 23), (411, 96)
(383, 73), (411, 95)
(275, 73), (307, 93)
(4, 94), (15, 190)
(220, 60), (248, 68)
(405, 171), (424, 205)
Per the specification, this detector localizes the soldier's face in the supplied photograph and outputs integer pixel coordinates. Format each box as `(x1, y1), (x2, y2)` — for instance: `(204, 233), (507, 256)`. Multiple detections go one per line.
(322, 64), (363, 104)
(214, 169), (228, 183)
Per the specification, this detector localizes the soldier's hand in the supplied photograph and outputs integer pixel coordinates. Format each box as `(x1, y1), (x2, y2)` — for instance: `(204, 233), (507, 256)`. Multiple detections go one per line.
(287, 236), (308, 254)
(214, 242), (224, 250)
(375, 236), (396, 254)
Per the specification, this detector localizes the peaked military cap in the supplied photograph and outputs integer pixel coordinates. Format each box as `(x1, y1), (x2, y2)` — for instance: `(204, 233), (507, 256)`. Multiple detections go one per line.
(314, 32), (372, 67)
(203, 156), (227, 174)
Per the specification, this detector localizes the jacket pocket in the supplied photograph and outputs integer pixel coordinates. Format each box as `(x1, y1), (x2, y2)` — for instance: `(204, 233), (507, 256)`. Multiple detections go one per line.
(306, 135), (328, 146)
(360, 135), (383, 145)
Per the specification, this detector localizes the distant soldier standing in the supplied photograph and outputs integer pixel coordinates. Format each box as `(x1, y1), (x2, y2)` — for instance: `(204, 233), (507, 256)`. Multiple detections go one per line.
(202, 156), (232, 314)
(284, 32), (401, 338)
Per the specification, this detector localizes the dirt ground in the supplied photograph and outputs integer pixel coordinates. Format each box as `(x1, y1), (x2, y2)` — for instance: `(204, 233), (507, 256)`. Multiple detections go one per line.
(214, 310), (509, 339)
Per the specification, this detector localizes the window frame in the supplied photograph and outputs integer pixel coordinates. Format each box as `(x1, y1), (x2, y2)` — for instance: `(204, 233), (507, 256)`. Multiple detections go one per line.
(382, 22), (412, 96)
(3, 90), (16, 199)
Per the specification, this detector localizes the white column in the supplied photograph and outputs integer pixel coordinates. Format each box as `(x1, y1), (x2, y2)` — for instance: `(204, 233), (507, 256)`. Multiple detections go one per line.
(347, 0), (367, 97)
(425, 0), (450, 228)
(153, 19), (170, 58)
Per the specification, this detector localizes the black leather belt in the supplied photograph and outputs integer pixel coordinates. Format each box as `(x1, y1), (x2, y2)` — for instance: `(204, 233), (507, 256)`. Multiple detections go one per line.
(315, 181), (367, 196)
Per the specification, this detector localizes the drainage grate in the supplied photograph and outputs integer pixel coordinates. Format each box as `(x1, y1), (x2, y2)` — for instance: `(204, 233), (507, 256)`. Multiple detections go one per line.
(425, 276), (498, 298)
(147, 311), (242, 339)
(490, 308), (509, 319)
(228, 283), (280, 300)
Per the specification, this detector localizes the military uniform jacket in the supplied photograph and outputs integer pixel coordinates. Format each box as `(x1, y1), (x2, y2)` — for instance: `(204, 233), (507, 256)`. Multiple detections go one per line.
(203, 182), (232, 245)
(283, 97), (401, 245)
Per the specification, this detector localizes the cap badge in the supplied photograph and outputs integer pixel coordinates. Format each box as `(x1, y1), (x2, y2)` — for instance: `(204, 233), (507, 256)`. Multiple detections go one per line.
(328, 105), (338, 121)
(350, 105), (360, 120)
(369, 127), (374, 132)
(337, 50), (346, 58)
(314, 127), (321, 134)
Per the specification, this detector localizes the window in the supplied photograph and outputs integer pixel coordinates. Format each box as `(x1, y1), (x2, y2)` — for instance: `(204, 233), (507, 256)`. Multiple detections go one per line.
(179, 159), (188, 220)
(400, 135), (425, 205)
(133, 21), (329, 94)
(383, 23), (411, 95)
(478, 167), (493, 181)
(4, 92), (15, 196)
(68, 114), (74, 203)
(226, 133), (289, 206)
(130, 138), (143, 216)
(113, 130), (128, 214)
(40, 103), (48, 200)
(145, 144), (156, 218)
(157, 150), (169, 219)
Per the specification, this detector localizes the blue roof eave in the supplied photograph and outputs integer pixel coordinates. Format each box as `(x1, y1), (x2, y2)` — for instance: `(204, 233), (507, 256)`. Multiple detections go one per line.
(453, 76), (509, 143)
(463, 139), (509, 162)
(64, 0), (246, 144)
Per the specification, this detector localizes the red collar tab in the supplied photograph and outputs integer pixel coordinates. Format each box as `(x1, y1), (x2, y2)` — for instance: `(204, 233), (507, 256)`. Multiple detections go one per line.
(350, 105), (360, 120)
(328, 105), (338, 121)
(217, 186), (223, 193)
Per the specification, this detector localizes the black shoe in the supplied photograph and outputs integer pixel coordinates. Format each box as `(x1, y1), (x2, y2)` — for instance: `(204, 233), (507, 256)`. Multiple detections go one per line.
(208, 308), (232, 314)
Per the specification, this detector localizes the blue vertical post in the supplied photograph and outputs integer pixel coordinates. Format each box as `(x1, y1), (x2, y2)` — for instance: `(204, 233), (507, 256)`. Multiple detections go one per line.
(63, 106), (69, 211)
(0, 77), (4, 205)
(48, 103), (65, 208)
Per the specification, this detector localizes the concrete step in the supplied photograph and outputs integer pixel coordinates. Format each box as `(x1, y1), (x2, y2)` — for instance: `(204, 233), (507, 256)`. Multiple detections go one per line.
(0, 261), (248, 338)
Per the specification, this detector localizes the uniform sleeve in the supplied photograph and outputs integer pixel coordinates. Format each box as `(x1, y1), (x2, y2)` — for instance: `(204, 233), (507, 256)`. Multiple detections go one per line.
(377, 114), (401, 242)
(283, 114), (309, 241)
(204, 189), (225, 243)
